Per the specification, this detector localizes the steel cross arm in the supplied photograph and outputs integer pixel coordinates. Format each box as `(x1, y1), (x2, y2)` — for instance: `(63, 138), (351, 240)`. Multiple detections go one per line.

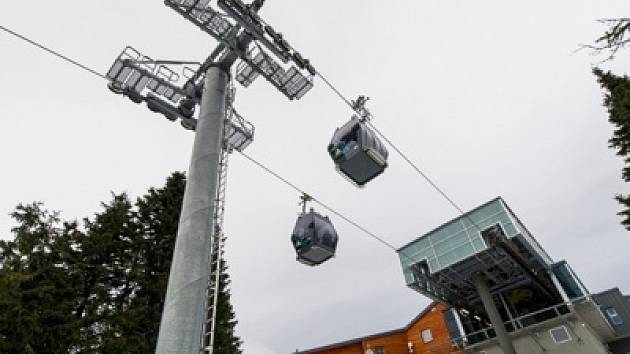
(186, 0), (266, 89)
(185, 31), (237, 89)
(216, 0), (289, 63)
(216, 0), (266, 69)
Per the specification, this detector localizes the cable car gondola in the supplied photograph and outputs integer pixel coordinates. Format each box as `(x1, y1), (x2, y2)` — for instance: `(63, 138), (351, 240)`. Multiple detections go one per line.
(327, 115), (389, 186)
(291, 195), (338, 266)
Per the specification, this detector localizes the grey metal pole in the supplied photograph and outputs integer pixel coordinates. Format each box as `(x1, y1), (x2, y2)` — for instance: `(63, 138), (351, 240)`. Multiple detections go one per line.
(471, 273), (517, 354)
(156, 65), (229, 354)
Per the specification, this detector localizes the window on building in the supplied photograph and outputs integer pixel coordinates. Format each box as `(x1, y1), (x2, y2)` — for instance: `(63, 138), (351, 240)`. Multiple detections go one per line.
(421, 328), (433, 343)
(372, 346), (385, 354)
(606, 307), (624, 326)
(550, 326), (571, 344)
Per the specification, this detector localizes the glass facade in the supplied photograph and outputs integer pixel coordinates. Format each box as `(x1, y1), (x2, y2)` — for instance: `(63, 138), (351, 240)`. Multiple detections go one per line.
(399, 198), (552, 284)
(552, 262), (586, 300)
(444, 308), (464, 344)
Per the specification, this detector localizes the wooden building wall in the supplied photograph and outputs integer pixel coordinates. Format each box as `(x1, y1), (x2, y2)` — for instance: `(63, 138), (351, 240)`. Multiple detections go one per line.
(303, 303), (467, 354)
(364, 332), (408, 354)
(404, 303), (459, 354)
(310, 344), (364, 354)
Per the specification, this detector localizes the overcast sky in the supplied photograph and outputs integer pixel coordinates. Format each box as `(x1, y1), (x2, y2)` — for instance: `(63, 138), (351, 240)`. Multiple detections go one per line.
(2, 1), (630, 353)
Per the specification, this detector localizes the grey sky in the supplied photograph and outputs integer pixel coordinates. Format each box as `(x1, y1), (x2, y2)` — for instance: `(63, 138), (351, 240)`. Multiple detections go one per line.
(2, 1), (630, 353)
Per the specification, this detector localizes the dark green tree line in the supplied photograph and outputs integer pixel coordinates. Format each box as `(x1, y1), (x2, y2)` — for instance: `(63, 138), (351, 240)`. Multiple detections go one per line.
(0, 172), (242, 353)
(591, 18), (630, 231)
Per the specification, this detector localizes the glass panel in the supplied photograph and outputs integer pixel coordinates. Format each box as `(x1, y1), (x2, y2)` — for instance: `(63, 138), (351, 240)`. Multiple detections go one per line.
(414, 237), (431, 251)
(469, 200), (503, 224)
(553, 264), (584, 299)
(428, 257), (439, 272)
(444, 309), (464, 343)
(503, 222), (518, 236)
(472, 238), (486, 252)
(607, 308), (624, 325)
(438, 243), (475, 268)
(441, 222), (464, 239)
(433, 231), (469, 255)
(404, 270), (414, 284)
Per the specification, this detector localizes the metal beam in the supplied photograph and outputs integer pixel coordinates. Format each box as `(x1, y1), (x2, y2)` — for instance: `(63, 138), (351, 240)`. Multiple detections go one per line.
(156, 65), (230, 354)
(472, 272), (517, 354)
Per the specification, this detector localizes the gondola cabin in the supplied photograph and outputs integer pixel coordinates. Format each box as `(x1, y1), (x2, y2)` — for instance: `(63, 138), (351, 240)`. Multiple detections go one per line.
(291, 209), (338, 266)
(328, 116), (389, 186)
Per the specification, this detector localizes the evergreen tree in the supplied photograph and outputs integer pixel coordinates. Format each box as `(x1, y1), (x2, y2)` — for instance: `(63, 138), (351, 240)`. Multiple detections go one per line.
(0, 173), (243, 353)
(593, 68), (630, 231)
(81, 193), (139, 352)
(589, 17), (630, 231)
(587, 18), (630, 60)
(212, 236), (243, 353)
(115, 172), (186, 353)
(0, 203), (82, 353)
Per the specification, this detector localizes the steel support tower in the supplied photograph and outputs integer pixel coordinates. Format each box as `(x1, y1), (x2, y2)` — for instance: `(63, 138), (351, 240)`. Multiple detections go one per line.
(156, 65), (230, 353)
(203, 81), (238, 353)
(105, 0), (317, 352)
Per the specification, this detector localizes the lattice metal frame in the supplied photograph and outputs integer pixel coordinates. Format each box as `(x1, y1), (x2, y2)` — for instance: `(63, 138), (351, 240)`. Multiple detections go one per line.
(106, 47), (255, 151)
(407, 232), (559, 310)
(165, 0), (316, 100)
(106, 46), (192, 105)
(165, 0), (237, 45)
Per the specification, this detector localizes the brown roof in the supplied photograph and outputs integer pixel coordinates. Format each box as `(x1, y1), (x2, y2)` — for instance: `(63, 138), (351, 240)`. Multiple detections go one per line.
(293, 301), (439, 354)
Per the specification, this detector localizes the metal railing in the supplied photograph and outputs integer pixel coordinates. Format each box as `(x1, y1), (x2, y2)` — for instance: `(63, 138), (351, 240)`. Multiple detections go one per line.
(461, 302), (572, 346)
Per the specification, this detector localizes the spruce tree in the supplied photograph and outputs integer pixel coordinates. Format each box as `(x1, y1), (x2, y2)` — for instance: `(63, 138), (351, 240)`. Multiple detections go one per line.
(82, 193), (140, 352)
(593, 68), (630, 231)
(0, 203), (82, 353)
(587, 18), (630, 60)
(0, 173), (244, 352)
(212, 236), (243, 353)
(125, 172), (186, 352)
(589, 17), (630, 231)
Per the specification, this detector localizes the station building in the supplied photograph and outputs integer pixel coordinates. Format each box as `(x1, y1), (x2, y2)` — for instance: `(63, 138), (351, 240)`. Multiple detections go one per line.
(398, 197), (622, 354)
(295, 197), (629, 354)
(294, 302), (465, 354)
(593, 287), (630, 353)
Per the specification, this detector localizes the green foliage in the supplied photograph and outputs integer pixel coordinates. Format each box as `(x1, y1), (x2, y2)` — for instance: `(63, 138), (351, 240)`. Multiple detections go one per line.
(212, 243), (243, 353)
(0, 172), (242, 353)
(594, 68), (630, 230)
(0, 203), (82, 353)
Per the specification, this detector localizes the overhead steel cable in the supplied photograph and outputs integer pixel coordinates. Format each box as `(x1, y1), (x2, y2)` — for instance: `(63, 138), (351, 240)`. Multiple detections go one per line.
(0, 25), (411, 257)
(365, 121), (468, 216)
(315, 70), (471, 217)
(0, 23), (450, 261)
(0, 25), (107, 80)
(237, 150), (424, 263)
(315, 72), (355, 109)
(236, 150), (401, 252)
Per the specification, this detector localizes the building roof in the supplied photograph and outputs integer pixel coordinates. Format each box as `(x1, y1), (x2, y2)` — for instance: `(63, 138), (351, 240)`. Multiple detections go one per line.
(594, 287), (623, 297)
(396, 197), (503, 252)
(294, 302), (438, 354)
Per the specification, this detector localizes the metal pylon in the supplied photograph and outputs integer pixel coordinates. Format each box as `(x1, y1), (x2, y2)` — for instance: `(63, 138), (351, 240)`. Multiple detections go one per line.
(202, 82), (237, 353)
